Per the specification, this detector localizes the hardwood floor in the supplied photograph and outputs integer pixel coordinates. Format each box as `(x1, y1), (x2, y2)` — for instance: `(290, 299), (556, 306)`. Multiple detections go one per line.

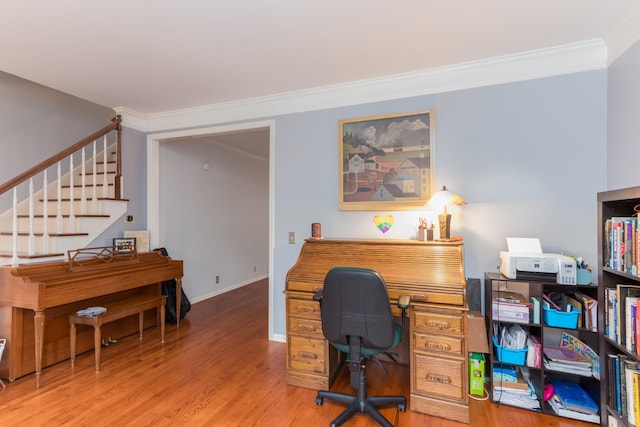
(0, 279), (595, 426)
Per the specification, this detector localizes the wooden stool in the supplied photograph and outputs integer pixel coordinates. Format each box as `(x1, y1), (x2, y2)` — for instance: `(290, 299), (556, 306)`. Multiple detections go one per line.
(69, 295), (166, 371)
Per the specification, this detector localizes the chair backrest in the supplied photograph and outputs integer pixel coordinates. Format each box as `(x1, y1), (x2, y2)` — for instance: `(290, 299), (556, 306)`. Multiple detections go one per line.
(321, 267), (394, 350)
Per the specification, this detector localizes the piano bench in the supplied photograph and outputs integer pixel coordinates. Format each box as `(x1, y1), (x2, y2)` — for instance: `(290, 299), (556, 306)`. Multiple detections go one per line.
(68, 295), (167, 372)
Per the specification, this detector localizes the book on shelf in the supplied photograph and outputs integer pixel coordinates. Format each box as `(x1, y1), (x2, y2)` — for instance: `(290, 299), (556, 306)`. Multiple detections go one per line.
(566, 295), (583, 328)
(607, 354), (622, 414)
(628, 296), (640, 352)
(525, 334), (541, 368)
(608, 414), (620, 426)
(606, 217), (639, 275)
(624, 361), (639, 426)
(548, 395), (600, 423)
(616, 284), (640, 348)
(529, 296), (540, 324)
(607, 288), (618, 341)
(544, 345), (593, 376)
(560, 332), (599, 380)
(572, 289), (597, 332)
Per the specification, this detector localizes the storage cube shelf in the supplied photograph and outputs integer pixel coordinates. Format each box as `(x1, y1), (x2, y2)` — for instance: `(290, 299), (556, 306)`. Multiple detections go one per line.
(485, 272), (601, 424)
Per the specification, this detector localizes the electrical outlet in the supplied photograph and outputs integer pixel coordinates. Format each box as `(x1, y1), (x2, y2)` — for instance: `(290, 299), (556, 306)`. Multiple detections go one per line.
(216, 276), (220, 284)
(253, 265), (256, 272)
(288, 232), (295, 244)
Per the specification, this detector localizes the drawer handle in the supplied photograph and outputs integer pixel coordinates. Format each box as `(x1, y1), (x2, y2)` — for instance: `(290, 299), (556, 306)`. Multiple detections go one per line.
(427, 320), (451, 330)
(299, 325), (316, 332)
(427, 342), (451, 351)
(426, 373), (452, 384)
(298, 307), (314, 313)
(299, 352), (318, 360)
(410, 294), (429, 302)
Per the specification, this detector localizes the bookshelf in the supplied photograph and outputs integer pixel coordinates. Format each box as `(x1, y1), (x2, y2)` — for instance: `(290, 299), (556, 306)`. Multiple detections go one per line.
(598, 186), (640, 427)
(485, 272), (601, 424)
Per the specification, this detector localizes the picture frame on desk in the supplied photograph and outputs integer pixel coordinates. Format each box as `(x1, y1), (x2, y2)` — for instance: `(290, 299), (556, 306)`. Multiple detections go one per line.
(338, 110), (435, 211)
(113, 237), (136, 253)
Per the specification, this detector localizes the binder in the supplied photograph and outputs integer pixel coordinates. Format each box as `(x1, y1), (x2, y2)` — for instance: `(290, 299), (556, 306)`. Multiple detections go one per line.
(550, 378), (599, 415)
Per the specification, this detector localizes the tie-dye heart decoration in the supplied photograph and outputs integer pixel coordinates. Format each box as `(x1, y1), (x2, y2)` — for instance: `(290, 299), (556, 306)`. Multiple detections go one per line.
(373, 215), (394, 233)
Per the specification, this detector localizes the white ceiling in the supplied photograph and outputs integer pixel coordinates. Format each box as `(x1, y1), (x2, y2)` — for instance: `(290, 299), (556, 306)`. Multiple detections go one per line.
(2, 0), (640, 117)
(3, 1), (640, 160)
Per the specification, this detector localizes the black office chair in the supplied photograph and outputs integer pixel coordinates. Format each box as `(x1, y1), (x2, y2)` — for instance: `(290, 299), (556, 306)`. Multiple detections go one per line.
(313, 267), (410, 427)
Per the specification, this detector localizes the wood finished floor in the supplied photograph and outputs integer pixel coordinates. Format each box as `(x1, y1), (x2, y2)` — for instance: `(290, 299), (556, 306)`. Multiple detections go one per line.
(0, 279), (594, 426)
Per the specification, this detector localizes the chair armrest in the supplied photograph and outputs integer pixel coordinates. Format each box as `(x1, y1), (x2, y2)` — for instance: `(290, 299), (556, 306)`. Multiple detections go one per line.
(312, 290), (323, 302)
(397, 294), (410, 310)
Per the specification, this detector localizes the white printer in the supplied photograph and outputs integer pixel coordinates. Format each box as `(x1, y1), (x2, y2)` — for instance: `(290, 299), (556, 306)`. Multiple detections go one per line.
(499, 238), (577, 285)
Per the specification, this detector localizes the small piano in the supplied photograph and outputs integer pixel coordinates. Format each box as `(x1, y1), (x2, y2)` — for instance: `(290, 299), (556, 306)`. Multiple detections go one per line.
(0, 246), (183, 387)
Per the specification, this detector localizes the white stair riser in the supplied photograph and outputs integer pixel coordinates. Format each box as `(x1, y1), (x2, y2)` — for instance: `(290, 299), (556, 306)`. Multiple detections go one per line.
(61, 185), (114, 199)
(15, 216), (107, 234)
(1, 200), (127, 254)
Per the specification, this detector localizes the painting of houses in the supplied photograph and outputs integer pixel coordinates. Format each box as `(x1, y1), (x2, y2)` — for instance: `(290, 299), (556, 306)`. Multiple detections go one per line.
(338, 110), (434, 210)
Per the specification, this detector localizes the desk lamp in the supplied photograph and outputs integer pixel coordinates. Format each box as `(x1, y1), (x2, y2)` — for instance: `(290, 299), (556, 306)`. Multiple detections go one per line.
(427, 186), (466, 241)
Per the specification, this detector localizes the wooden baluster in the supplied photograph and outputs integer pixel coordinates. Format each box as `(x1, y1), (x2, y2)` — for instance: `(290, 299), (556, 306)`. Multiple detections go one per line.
(12, 187), (18, 266)
(69, 155), (75, 233)
(56, 161), (62, 233)
(102, 135), (108, 198)
(92, 140), (97, 214)
(28, 178), (34, 255)
(42, 169), (49, 254)
(80, 147), (86, 215)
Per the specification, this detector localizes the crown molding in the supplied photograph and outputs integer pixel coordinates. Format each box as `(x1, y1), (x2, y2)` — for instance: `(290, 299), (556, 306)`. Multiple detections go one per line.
(116, 39), (607, 133)
(606, 3), (640, 65)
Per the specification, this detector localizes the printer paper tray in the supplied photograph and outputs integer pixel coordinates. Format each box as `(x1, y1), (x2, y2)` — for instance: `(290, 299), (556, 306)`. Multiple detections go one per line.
(515, 271), (557, 282)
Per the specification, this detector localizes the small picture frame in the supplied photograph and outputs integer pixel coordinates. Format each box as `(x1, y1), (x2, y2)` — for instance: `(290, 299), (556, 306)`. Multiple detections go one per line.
(113, 237), (136, 253)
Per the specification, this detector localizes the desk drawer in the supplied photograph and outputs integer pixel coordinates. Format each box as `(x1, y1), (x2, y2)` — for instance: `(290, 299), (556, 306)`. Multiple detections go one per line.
(413, 310), (464, 335)
(287, 335), (327, 374)
(288, 298), (321, 320)
(412, 352), (465, 401)
(288, 316), (323, 338)
(413, 333), (464, 357)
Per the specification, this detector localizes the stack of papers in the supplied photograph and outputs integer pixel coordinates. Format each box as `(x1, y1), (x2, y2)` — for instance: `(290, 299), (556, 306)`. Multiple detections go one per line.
(492, 367), (540, 410)
(543, 345), (593, 376)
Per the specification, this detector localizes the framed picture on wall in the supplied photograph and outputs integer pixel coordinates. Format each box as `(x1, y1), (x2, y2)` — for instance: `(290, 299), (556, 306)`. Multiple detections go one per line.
(338, 109), (435, 211)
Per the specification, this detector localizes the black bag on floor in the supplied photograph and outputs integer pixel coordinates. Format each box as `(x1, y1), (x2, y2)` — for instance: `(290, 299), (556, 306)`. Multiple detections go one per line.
(154, 247), (191, 323)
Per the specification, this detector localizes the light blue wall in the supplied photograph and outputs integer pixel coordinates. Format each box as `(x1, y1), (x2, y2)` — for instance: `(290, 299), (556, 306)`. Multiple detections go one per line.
(608, 38), (640, 190)
(0, 70), (115, 211)
(271, 71), (607, 336)
(90, 126), (149, 247)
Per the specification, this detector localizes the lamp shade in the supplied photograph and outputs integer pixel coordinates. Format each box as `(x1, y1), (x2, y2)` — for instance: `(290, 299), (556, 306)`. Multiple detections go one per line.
(427, 186), (466, 240)
(427, 186), (467, 209)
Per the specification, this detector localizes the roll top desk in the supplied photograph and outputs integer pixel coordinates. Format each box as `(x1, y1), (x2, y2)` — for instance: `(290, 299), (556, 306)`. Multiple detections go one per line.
(285, 238), (469, 423)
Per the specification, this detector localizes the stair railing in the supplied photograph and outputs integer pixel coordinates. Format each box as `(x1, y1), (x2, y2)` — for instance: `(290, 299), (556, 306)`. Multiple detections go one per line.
(0, 116), (122, 265)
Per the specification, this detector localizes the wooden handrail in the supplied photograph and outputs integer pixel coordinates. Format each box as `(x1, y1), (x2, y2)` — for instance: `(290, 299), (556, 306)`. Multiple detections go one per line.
(0, 116), (122, 197)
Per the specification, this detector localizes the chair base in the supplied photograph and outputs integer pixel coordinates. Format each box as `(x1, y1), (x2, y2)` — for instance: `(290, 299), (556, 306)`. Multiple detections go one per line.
(315, 366), (406, 427)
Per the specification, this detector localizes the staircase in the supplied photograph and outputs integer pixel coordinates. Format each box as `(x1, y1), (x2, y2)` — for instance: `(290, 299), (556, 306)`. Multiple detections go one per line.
(0, 117), (127, 266)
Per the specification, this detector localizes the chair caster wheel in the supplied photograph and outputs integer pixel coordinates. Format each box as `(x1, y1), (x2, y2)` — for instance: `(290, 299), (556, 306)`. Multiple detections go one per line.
(315, 396), (324, 406)
(398, 403), (406, 412)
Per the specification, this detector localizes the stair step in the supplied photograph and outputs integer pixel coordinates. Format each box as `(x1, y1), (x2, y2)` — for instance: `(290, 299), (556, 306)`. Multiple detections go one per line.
(39, 197), (129, 202)
(0, 232), (89, 237)
(16, 214), (110, 218)
(0, 251), (65, 259)
(62, 184), (113, 188)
